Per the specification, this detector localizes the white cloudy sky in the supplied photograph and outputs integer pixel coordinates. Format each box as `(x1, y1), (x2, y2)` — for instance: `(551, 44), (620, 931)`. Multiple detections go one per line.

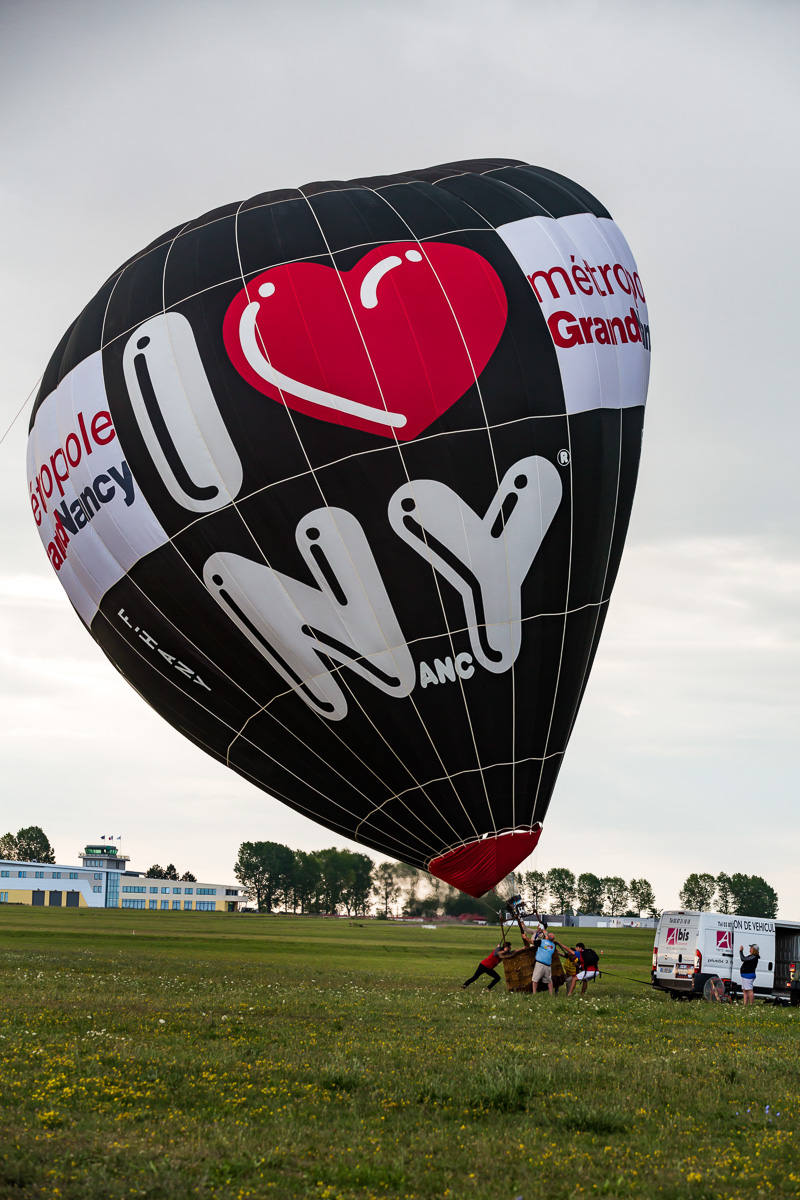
(1, 0), (798, 910)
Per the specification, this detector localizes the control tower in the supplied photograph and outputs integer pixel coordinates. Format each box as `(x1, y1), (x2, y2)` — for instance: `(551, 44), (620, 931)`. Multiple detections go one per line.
(78, 844), (130, 871)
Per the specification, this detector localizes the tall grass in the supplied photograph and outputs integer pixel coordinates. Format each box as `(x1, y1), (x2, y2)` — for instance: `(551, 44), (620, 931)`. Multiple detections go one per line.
(0, 908), (797, 1199)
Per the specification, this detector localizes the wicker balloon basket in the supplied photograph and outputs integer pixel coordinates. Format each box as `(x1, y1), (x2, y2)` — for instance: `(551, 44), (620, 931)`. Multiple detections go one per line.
(503, 948), (537, 992)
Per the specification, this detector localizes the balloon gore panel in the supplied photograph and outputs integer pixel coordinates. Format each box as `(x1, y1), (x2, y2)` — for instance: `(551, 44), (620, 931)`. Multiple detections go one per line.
(27, 158), (650, 897)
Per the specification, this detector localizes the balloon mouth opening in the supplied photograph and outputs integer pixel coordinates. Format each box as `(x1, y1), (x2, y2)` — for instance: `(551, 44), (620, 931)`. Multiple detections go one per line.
(427, 826), (543, 898)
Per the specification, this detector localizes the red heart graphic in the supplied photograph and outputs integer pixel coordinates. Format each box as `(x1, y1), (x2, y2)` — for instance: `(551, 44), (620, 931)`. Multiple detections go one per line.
(222, 241), (507, 441)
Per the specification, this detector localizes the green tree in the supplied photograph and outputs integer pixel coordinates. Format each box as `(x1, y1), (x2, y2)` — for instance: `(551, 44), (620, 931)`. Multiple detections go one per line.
(399, 866), (440, 918)
(14, 827), (56, 864)
(180, 871), (196, 882)
(290, 850), (322, 913)
(163, 863), (179, 881)
(715, 872), (734, 914)
(678, 872), (717, 911)
(234, 841), (295, 912)
(545, 868), (576, 915)
(521, 870), (548, 913)
(576, 872), (605, 914)
(372, 862), (401, 917)
(340, 852), (375, 916)
(628, 878), (657, 918)
(729, 873), (778, 919)
(314, 848), (357, 913)
(145, 864), (164, 879)
(604, 876), (629, 917)
(0, 832), (18, 860)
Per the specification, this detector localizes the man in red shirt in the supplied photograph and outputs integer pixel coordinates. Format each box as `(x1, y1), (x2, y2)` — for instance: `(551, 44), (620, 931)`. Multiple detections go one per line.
(462, 941), (512, 990)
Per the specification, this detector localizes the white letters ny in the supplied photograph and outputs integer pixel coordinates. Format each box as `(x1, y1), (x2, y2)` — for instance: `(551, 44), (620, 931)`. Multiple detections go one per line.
(204, 456), (562, 719)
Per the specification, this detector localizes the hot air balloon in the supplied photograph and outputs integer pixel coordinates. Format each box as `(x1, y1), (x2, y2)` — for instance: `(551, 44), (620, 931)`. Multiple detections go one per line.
(27, 158), (650, 897)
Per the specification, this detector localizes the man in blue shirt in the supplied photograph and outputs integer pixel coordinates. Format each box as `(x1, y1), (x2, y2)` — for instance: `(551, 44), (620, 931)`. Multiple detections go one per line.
(526, 927), (556, 995)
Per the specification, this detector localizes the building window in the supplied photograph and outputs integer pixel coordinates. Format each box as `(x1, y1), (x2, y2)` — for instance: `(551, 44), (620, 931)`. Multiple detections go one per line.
(149, 900), (157, 910)
(121, 899), (145, 909)
(225, 889), (238, 896)
(172, 901), (180, 910)
(149, 887), (158, 893)
(184, 888), (193, 895)
(94, 873), (102, 880)
(0, 893), (8, 903)
(92, 886), (102, 893)
(34, 871), (44, 878)
(0, 871), (8, 878)
(197, 888), (217, 895)
(52, 872), (61, 879)
(161, 887), (169, 894)
(172, 887), (181, 894)
(122, 886), (146, 894)
(196, 901), (215, 911)
(18, 871), (27, 878)
(184, 901), (192, 910)
(105, 872), (120, 908)
(69, 872), (78, 880)
(160, 900), (169, 910)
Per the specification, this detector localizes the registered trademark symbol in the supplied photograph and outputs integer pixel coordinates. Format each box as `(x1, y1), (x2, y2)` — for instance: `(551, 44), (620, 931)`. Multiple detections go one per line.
(557, 449), (571, 466)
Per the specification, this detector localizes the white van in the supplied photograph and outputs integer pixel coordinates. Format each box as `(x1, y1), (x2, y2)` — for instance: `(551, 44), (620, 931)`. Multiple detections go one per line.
(652, 910), (800, 1002)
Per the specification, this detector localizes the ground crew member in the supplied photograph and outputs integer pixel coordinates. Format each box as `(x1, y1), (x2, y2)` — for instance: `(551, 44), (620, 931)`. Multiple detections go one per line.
(462, 941), (511, 991)
(573, 942), (601, 995)
(739, 943), (760, 1005)
(562, 946), (583, 996)
(559, 943), (579, 992)
(529, 929), (556, 995)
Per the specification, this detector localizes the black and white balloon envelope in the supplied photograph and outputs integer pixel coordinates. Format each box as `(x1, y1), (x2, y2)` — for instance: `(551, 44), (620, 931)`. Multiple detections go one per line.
(27, 159), (650, 896)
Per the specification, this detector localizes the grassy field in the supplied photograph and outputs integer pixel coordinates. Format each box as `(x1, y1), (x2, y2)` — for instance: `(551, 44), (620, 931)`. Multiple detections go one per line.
(0, 908), (798, 1200)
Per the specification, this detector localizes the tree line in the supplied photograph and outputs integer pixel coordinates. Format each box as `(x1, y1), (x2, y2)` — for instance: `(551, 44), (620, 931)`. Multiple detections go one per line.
(233, 841), (505, 917)
(233, 841), (487, 917)
(514, 869), (658, 918)
(232, 844), (661, 919)
(233, 850), (780, 921)
(678, 872), (778, 919)
(235, 842), (377, 914)
(518, 868), (779, 920)
(0, 826), (779, 920)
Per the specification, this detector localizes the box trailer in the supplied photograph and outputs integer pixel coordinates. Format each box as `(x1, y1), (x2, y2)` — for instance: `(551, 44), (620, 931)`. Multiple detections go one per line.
(652, 910), (800, 1003)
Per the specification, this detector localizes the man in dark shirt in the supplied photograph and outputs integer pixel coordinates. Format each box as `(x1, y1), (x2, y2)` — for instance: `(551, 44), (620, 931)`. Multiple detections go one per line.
(739, 943), (760, 1005)
(462, 941), (511, 991)
(573, 942), (601, 996)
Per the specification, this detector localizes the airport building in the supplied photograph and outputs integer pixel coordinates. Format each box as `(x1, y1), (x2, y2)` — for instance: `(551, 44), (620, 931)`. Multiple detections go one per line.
(549, 913), (658, 929)
(0, 843), (242, 912)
